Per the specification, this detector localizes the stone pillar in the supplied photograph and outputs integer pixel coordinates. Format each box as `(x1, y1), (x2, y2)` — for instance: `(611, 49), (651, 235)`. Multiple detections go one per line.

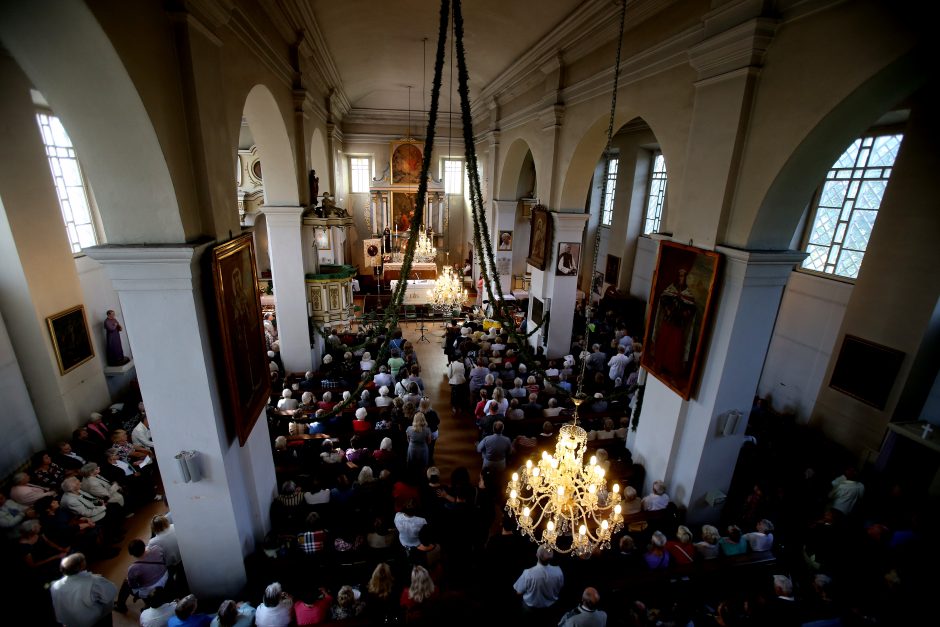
(632, 246), (804, 524)
(263, 205), (313, 373)
(85, 243), (276, 597)
(542, 212), (588, 358)
(492, 199), (517, 295)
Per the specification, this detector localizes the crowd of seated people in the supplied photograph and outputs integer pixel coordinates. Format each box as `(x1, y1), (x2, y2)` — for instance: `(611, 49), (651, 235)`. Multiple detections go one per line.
(2, 398), (172, 623)
(253, 306), (931, 626)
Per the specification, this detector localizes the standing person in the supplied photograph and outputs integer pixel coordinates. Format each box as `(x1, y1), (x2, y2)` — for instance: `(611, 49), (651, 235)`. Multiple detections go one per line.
(104, 309), (130, 366)
(50, 553), (118, 627)
(477, 421), (512, 474)
(406, 413), (432, 472)
(448, 357), (467, 414)
(828, 466), (865, 516)
(513, 546), (564, 619)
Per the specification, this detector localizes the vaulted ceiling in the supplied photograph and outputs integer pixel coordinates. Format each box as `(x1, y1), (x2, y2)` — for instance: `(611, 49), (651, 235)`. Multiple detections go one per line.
(307, 0), (586, 114)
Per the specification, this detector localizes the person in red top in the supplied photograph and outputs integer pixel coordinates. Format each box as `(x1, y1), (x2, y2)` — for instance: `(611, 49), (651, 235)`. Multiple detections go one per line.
(293, 587), (332, 626)
(665, 525), (696, 565)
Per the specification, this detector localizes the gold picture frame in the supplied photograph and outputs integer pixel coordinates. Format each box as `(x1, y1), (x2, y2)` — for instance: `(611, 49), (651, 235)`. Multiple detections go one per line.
(46, 305), (95, 375)
(640, 241), (722, 400)
(390, 141), (423, 185)
(391, 191), (419, 233)
(526, 205), (553, 271)
(211, 234), (271, 446)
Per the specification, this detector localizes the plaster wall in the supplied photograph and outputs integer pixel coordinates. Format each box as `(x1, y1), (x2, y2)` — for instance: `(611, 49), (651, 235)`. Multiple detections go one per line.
(0, 309), (45, 478)
(757, 271), (852, 422)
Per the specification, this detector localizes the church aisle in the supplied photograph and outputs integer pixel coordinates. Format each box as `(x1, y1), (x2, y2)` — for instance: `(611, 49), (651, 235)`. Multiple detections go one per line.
(398, 320), (482, 481)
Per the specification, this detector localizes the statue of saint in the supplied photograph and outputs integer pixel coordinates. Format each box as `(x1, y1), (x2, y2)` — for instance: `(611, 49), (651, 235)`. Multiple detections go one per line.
(104, 310), (129, 366)
(308, 169), (319, 206)
(383, 226), (392, 253)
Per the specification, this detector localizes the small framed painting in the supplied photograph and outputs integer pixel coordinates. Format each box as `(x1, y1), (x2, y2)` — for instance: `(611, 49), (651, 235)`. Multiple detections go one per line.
(526, 205), (553, 271)
(498, 231), (513, 251)
(46, 305), (95, 375)
(555, 242), (581, 277)
(314, 227), (331, 251)
(605, 254), (620, 284)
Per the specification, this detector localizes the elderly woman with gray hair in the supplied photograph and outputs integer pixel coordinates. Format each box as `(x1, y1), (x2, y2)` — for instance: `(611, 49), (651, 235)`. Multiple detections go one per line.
(256, 581), (293, 627)
(79, 462), (124, 508)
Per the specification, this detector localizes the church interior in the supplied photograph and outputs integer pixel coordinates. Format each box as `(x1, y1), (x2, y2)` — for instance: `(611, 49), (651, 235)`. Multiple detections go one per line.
(1, 0), (938, 625)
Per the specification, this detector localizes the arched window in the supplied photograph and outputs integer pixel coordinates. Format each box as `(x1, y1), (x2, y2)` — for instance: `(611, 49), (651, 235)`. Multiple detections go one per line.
(801, 132), (903, 279)
(599, 154), (619, 227)
(643, 150), (667, 235)
(35, 111), (99, 253)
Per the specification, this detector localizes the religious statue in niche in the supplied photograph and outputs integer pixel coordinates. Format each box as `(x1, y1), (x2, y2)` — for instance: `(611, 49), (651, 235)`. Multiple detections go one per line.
(104, 310), (129, 366)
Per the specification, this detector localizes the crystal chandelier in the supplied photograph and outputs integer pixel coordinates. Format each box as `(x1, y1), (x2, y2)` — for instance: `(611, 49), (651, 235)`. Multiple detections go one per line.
(414, 230), (437, 263)
(430, 265), (466, 312)
(506, 396), (624, 556)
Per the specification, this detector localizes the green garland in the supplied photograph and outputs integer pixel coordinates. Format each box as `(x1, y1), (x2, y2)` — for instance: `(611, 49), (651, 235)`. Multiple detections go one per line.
(298, 0), (452, 421)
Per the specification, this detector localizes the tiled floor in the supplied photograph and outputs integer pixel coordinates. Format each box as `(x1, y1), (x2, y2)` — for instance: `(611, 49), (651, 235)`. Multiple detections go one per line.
(93, 316), (482, 626)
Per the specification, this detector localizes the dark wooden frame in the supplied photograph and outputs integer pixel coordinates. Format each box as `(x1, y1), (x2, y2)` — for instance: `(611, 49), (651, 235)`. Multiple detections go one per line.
(46, 305), (95, 375)
(526, 205), (553, 271)
(640, 241), (721, 400)
(829, 335), (904, 409)
(211, 234), (271, 446)
(605, 254), (621, 284)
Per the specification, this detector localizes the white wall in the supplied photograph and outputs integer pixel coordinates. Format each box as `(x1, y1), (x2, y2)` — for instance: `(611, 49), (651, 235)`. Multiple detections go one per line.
(0, 309), (45, 477)
(757, 271), (852, 422)
(629, 235), (658, 302)
(75, 255), (132, 365)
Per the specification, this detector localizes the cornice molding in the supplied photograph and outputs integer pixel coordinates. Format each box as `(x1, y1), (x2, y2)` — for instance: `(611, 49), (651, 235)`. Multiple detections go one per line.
(687, 17), (778, 80)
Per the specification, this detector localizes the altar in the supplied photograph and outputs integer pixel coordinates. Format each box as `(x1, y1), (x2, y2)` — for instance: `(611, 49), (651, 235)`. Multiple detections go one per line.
(383, 262), (438, 281)
(390, 279), (437, 305)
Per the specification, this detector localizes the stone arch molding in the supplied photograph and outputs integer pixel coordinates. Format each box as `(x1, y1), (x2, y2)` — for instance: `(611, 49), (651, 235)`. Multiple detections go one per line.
(242, 84), (299, 208)
(0, 0), (184, 244)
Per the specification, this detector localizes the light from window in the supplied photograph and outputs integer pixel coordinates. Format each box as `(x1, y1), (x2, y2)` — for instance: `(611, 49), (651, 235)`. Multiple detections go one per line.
(350, 157), (371, 193)
(644, 151), (667, 235)
(36, 113), (97, 253)
(600, 156), (619, 227)
(802, 133), (903, 279)
(444, 159), (463, 195)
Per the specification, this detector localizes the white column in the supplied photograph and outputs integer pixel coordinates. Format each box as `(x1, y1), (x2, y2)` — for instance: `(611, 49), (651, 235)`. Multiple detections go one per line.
(492, 199), (517, 295)
(85, 243), (277, 597)
(263, 205), (313, 373)
(632, 247), (804, 523)
(544, 212), (589, 358)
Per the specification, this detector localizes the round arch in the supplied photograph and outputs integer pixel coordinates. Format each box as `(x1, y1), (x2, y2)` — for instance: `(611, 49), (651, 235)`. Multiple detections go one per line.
(747, 50), (927, 249)
(558, 108), (674, 211)
(0, 1), (184, 244)
(498, 137), (537, 201)
(242, 84), (299, 207)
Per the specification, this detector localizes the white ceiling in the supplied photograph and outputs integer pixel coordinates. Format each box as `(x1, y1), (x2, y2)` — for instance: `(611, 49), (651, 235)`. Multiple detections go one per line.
(309, 0), (585, 113)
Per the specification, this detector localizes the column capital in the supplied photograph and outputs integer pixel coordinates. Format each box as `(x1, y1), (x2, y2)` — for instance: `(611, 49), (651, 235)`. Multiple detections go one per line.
(261, 205), (305, 226)
(687, 17), (777, 81)
(83, 239), (213, 291)
(715, 245), (807, 287)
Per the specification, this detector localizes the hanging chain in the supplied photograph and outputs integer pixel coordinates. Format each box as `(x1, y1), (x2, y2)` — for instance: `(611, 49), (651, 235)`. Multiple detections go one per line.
(575, 0), (628, 400)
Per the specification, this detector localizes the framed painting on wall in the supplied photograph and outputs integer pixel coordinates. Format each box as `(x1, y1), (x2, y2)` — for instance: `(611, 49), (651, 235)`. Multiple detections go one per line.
(314, 227), (331, 251)
(526, 205), (553, 271)
(391, 192), (419, 234)
(555, 242), (581, 277)
(391, 141), (423, 185)
(605, 254), (620, 284)
(46, 305), (95, 375)
(211, 234), (271, 446)
(498, 231), (513, 251)
(640, 241), (721, 400)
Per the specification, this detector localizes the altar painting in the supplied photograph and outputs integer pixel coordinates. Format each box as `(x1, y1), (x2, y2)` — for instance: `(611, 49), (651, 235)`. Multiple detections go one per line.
(391, 142), (423, 185)
(392, 192), (419, 233)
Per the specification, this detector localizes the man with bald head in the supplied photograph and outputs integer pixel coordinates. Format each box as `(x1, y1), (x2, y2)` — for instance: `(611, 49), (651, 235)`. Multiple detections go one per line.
(558, 587), (607, 626)
(50, 553), (118, 627)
